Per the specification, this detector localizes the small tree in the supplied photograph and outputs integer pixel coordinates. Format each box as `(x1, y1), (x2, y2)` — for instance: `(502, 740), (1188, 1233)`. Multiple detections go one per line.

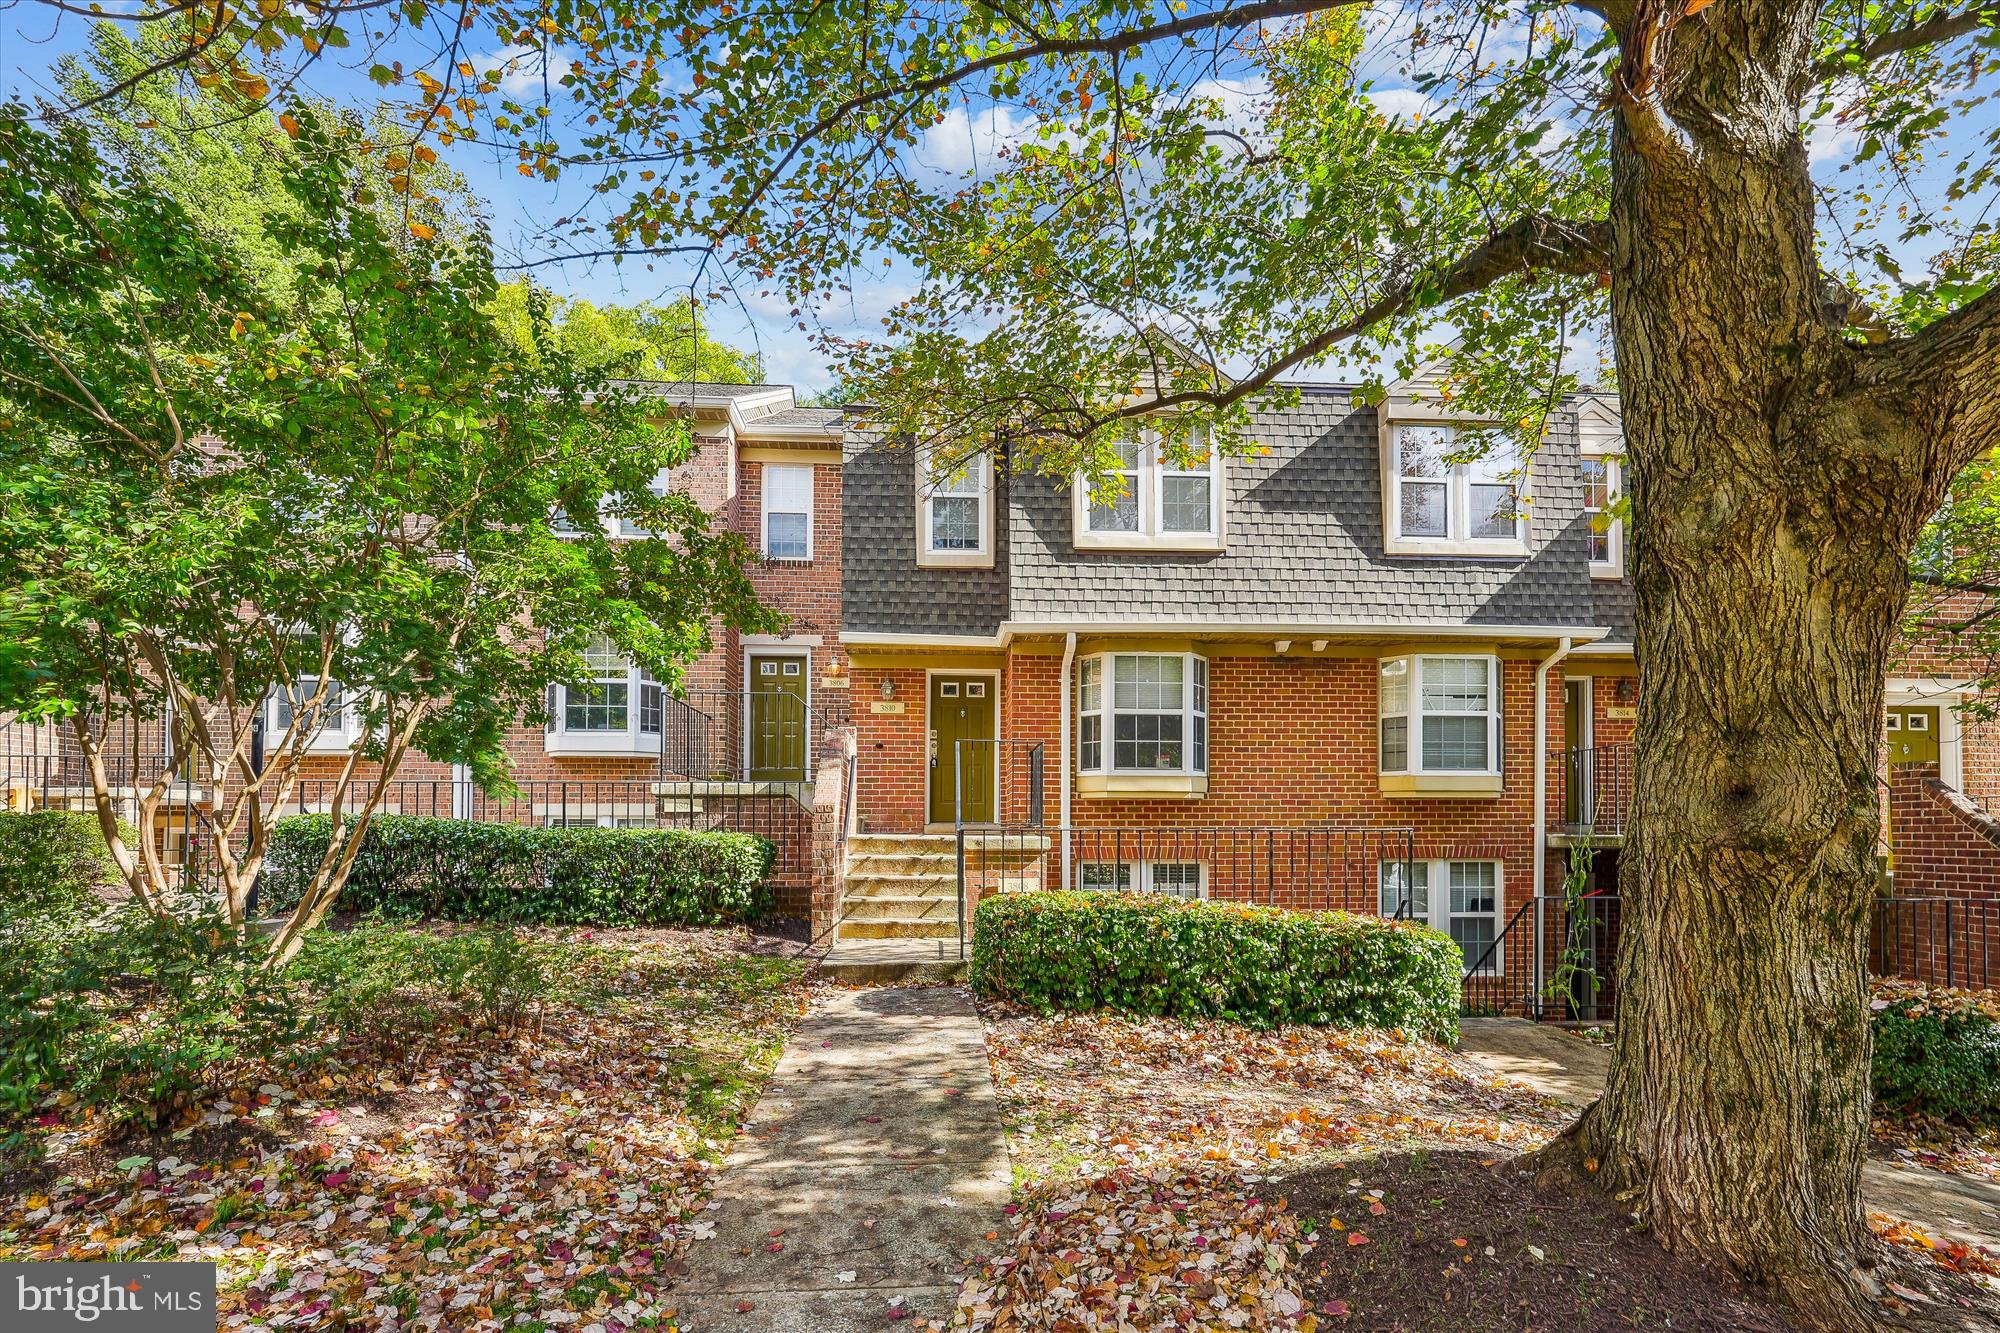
(0, 104), (771, 966)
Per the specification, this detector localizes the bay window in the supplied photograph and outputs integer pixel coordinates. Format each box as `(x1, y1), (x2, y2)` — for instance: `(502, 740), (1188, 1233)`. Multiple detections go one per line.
(762, 464), (813, 560)
(1077, 652), (1208, 777)
(546, 632), (665, 754)
(1074, 429), (1223, 550)
(1385, 424), (1526, 554)
(1379, 859), (1504, 974)
(1378, 654), (1501, 776)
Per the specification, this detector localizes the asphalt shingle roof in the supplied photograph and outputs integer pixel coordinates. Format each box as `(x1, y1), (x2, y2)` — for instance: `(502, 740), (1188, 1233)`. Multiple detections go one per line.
(843, 391), (1635, 642)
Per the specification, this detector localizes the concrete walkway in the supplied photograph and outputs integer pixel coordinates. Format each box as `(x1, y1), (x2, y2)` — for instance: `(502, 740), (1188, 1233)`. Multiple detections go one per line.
(1458, 1018), (2000, 1254)
(672, 986), (1009, 1331)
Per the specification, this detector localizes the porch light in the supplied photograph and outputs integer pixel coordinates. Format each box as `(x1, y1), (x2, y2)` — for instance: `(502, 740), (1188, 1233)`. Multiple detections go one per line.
(879, 678), (896, 700)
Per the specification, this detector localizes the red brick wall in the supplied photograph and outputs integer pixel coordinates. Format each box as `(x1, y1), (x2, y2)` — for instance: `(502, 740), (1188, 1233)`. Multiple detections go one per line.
(1883, 760), (2000, 986)
(850, 648), (1564, 915)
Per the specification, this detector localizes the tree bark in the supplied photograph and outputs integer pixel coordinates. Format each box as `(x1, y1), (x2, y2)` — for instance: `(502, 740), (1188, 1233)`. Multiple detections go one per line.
(1538, 2), (1973, 1327)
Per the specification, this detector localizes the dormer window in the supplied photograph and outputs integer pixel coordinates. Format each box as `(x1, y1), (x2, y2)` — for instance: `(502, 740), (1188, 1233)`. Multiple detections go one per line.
(1575, 398), (1626, 579)
(1073, 429), (1224, 552)
(917, 447), (995, 568)
(1383, 423), (1527, 556)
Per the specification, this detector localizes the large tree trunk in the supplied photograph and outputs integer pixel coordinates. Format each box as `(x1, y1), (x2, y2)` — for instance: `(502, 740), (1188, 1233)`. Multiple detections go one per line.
(1542, 3), (1952, 1327)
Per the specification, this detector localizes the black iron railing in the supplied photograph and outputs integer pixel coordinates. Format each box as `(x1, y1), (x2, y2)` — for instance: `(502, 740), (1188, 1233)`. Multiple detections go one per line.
(1552, 744), (1634, 838)
(951, 822), (1419, 960)
(1871, 895), (1998, 990)
(660, 688), (851, 782)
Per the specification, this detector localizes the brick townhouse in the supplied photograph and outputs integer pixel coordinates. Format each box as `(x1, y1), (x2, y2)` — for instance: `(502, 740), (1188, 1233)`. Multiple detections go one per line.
(830, 368), (2000, 994)
(7, 370), (1998, 986)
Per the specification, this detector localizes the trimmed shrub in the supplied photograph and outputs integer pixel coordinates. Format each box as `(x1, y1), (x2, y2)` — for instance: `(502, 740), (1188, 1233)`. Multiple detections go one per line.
(0, 809), (131, 925)
(970, 891), (1462, 1041)
(261, 814), (775, 926)
(1872, 980), (2000, 1124)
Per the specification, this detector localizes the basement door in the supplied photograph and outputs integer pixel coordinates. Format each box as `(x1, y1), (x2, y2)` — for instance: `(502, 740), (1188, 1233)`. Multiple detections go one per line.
(929, 676), (997, 825)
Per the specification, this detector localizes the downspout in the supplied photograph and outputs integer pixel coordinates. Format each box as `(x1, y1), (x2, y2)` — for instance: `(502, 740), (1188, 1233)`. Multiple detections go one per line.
(1532, 636), (1576, 1020)
(1059, 632), (1076, 890)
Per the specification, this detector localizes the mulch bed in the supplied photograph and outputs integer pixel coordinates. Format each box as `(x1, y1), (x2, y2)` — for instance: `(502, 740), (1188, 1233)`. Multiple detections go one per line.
(1279, 1149), (1796, 1331)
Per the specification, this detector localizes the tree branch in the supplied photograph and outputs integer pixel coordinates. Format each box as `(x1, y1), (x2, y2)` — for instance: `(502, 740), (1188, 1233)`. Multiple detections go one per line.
(1071, 212), (1610, 428)
(1861, 286), (2000, 476)
(1814, 3), (2000, 82)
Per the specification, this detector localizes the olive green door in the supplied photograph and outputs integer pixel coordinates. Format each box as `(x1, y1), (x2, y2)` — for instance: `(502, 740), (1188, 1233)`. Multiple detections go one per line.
(1887, 705), (1941, 765)
(1562, 678), (1592, 826)
(748, 655), (808, 781)
(929, 675), (997, 825)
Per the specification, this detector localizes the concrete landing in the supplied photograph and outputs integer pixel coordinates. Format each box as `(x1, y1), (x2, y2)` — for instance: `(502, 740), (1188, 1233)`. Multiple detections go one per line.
(672, 986), (1007, 1330)
(1457, 1018), (2000, 1255)
(818, 937), (968, 984)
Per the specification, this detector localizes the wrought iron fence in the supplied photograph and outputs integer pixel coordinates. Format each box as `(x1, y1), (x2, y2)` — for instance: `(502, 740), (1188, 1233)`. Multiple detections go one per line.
(950, 822), (1419, 960)
(1551, 744), (1634, 838)
(950, 739), (1045, 827)
(1462, 892), (1999, 1020)
(660, 688), (852, 782)
(1871, 895), (1998, 990)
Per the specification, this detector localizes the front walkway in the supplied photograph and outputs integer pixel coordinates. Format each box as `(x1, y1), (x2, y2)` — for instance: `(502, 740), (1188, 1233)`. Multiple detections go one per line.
(671, 986), (1009, 1330)
(1458, 1018), (2000, 1253)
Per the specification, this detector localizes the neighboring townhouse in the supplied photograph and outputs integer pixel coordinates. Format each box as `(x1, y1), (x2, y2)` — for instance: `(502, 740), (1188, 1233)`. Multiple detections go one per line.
(834, 370), (2000, 996)
(2, 382), (852, 918)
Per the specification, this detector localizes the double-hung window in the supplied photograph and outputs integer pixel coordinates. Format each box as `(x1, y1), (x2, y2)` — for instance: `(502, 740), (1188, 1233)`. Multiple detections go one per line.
(265, 635), (357, 753)
(1075, 429), (1223, 549)
(1378, 655), (1502, 775)
(1580, 454), (1624, 578)
(611, 467), (674, 540)
(1076, 652), (1208, 775)
(762, 464), (813, 560)
(547, 632), (664, 753)
(1386, 424), (1526, 554)
(1379, 859), (1504, 974)
(918, 449), (993, 566)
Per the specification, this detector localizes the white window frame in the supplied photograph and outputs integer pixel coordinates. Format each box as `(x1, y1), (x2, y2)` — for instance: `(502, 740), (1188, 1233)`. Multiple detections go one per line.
(1078, 860), (1208, 899)
(1076, 652), (1208, 776)
(1381, 421), (1528, 557)
(1379, 858), (1505, 975)
(1580, 449), (1624, 580)
(917, 447), (994, 568)
(1378, 654), (1502, 777)
(761, 463), (814, 561)
(611, 467), (674, 540)
(545, 633), (665, 755)
(264, 637), (360, 756)
(1072, 428), (1225, 552)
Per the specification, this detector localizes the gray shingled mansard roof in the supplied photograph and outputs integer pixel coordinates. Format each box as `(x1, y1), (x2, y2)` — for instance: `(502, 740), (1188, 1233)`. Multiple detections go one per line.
(843, 389), (1635, 645)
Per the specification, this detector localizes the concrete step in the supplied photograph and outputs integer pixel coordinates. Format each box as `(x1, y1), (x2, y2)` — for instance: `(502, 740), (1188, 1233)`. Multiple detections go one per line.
(846, 850), (960, 876)
(817, 938), (967, 984)
(836, 917), (960, 940)
(840, 894), (960, 922)
(843, 871), (957, 897)
(847, 833), (958, 854)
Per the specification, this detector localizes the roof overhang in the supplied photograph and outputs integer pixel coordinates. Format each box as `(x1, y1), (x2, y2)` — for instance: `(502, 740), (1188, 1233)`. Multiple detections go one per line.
(843, 622), (1613, 653)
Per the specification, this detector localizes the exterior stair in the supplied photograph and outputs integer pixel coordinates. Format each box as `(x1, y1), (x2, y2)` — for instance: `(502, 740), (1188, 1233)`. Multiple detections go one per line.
(837, 834), (961, 941)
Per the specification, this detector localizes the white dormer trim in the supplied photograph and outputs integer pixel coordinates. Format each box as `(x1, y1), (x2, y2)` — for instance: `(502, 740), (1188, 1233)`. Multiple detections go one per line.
(1573, 394), (1625, 580)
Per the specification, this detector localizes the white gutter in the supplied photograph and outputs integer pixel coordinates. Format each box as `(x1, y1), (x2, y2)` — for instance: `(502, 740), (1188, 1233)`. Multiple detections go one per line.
(1058, 632), (1076, 890)
(841, 623), (1614, 651)
(1532, 636), (1577, 1020)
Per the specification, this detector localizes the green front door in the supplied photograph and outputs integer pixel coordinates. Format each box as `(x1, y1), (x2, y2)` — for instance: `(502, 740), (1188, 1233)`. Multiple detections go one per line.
(929, 675), (997, 825)
(748, 655), (808, 781)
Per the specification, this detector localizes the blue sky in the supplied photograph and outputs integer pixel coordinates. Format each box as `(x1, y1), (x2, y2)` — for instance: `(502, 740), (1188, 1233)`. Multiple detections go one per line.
(4, 4), (1994, 393)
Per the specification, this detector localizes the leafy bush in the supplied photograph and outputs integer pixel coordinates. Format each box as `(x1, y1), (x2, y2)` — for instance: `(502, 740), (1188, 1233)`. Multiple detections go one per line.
(0, 900), (307, 1130)
(1872, 980), (2000, 1124)
(288, 923), (572, 1040)
(970, 891), (1462, 1041)
(261, 814), (775, 926)
(0, 809), (131, 927)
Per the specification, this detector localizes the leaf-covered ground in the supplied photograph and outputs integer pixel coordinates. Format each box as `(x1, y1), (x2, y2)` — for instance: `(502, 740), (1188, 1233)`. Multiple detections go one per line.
(933, 1007), (2000, 1331)
(0, 926), (813, 1331)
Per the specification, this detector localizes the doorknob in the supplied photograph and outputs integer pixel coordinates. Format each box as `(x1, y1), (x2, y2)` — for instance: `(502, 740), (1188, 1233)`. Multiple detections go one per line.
(928, 729), (938, 765)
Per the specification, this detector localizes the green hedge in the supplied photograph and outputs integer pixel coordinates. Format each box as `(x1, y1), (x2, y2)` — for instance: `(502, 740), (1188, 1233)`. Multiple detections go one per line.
(970, 891), (1462, 1041)
(262, 814), (775, 926)
(1872, 981), (2000, 1124)
(0, 809), (129, 925)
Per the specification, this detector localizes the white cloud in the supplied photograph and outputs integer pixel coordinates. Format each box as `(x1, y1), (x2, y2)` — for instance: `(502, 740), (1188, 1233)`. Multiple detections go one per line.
(476, 44), (576, 98)
(919, 104), (1041, 175)
(1366, 86), (1439, 124)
